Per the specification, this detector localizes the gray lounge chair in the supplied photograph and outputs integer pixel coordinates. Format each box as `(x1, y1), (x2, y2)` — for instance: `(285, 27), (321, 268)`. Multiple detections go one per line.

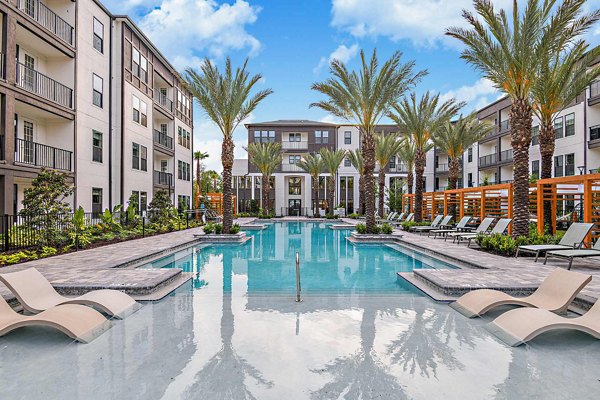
(411, 215), (453, 234)
(393, 213), (413, 225)
(446, 217), (494, 242)
(428, 216), (472, 239)
(378, 212), (396, 223)
(458, 218), (513, 247)
(544, 237), (600, 270)
(516, 222), (594, 261)
(391, 212), (406, 223)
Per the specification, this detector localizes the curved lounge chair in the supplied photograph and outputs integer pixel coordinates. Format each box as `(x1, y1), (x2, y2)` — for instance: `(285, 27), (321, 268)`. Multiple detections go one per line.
(515, 222), (594, 261)
(449, 268), (591, 318)
(487, 299), (600, 346)
(0, 268), (141, 319)
(0, 296), (111, 343)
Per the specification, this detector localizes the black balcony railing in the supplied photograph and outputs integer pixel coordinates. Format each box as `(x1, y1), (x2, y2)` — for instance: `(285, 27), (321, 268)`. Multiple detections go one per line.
(590, 125), (600, 141)
(14, 138), (72, 171)
(16, 62), (73, 108)
(435, 163), (448, 172)
(500, 149), (513, 162)
(153, 130), (174, 150)
(154, 88), (173, 112)
(499, 120), (510, 133)
(18, 0), (74, 45)
(153, 170), (173, 187)
(479, 153), (497, 167)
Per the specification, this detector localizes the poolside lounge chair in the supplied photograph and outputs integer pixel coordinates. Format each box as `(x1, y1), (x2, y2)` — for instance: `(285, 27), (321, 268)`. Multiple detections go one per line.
(0, 268), (141, 319)
(393, 213), (413, 225)
(378, 212), (396, 223)
(446, 217), (494, 243)
(410, 215), (449, 234)
(458, 218), (513, 247)
(428, 216), (471, 239)
(544, 237), (600, 270)
(515, 222), (594, 261)
(390, 212), (406, 223)
(449, 268), (591, 318)
(405, 213), (414, 223)
(486, 297), (600, 346)
(0, 296), (111, 343)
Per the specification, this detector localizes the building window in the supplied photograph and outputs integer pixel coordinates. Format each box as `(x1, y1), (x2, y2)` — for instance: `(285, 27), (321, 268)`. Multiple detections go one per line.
(315, 130), (329, 144)
(131, 191), (148, 212)
(467, 173), (473, 187)
(177, 90), (191, 117)
(92, 188), (102, 214)
(389, 156), (396, 169)
(132, 96), (147, 126)
(554, 117), (563, 139)
(289, 177), (302, 195)
(344, 158), (351, 167)
(532, 160), (540, 179)
(344, 131), (351, 144)
(132, 47), (148, 83)
(531, 125), (540, 145)
(178, 195), (190, 212)
(132, 143), (147, 171)
(92, 130), (102, 162)
(467, 147), (473, 163)
(178, 160), (191, 181)
(554, 155), (564, 177)
(178, 126), (191, 149)
(565, 153), (575, 176)
(93, 74), (103, 107)
(289, 155), (301, 164)
(565, 113), (575, 137)
(93, 18), (103, 53)
(253, 130), (274, 143)
(289, 133), (301, 142)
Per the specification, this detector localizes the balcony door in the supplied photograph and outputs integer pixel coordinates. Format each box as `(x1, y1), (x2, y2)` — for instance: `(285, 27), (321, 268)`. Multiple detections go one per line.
(20, 119), (35, 164)
(161, 160), (168, 173)
(23, 53), (36, 92)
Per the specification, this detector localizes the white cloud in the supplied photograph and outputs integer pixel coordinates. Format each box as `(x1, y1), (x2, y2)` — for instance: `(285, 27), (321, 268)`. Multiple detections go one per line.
(439, 78), (499, 112)
(314, 44), (359, 73)
(331, 0), (511, 47)
(139, 0), (262, 70)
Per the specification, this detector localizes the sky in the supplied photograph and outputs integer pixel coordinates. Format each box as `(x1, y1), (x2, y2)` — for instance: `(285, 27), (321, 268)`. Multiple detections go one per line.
(103, 0), (600, 172)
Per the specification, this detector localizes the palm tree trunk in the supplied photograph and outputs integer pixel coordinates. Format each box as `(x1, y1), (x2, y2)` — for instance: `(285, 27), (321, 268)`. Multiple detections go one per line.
(540, 122), (555, 233)
(313, 176), (319, 216)
(327, 175), (335, 215)
(363, 132), (377, 233)
(358, 175), (365, 214)
(407, 171), (413, 195)
(195, 159), (201, 208)
(378, 169), (386, 218)
(448, 157), (460, 218)
(509, 98), (533, 238)
(222, 136), (234, 233)
(414, 150), (426, 222)
(261, 174), (270, 215)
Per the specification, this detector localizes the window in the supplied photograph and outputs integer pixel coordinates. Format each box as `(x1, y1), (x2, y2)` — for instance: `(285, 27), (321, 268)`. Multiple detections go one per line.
(467, 173), (473, 187)
(92, 188), (102, 214)
(178, 127), (191, 149)
(177, 89), (191, 118)
(178, 160), (191, 181)
(344, 131), (351, 145)
(92, 131), (102, 162)
(131, 191), (148, 212)
(289, 155), (301, 164)
(532, 125), (540, 145)
(467, 147), (473, 163)
(93, 74), (103, 107)
(178, 195), (190, 211)
(565, 153), (575, 176)
(93, 18), (103, 53)
(289, 177), (302, 195)
(565, 113), (575, 137)
(532, 160), (540, 179)
(389, 156), (396, 169)
(554, 155), (564, 177)
(132, 96), (147, 126)
(132, 143), (147, 171)
(289, 133), (301, 142)
(554, 117), (564, 139)
(141, 145), (147, 171)
(315, 130), (329, 144)
(253, 131), (274, 143)
(132, 47), (148, 83)
(344, 158), (351, 167)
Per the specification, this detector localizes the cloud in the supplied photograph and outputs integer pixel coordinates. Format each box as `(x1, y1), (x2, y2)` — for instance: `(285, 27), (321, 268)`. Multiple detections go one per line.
(138, 0), (262, 70)
(439, 78), (499, 112)
(314, 44), (359, 73)
(330, 0), (511, 47)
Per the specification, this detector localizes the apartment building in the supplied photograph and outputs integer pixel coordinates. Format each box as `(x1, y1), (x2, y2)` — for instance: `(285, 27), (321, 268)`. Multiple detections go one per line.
(0, 0), (193, 215)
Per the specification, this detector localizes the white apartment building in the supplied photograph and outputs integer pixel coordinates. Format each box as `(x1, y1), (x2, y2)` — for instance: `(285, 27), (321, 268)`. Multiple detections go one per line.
(0, 0), (194, 215)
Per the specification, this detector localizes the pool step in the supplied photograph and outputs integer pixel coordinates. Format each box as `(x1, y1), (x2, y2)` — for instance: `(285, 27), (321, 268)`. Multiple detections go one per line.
(397, 272), (456, 302)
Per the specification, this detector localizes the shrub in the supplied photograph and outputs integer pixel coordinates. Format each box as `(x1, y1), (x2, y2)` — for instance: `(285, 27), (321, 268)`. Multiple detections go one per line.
(401, 221), (430, 231)
(229, 224), (241, 234)
(203, 223), (215, 234)
(0, 250), (38, 265)
(476, 229), (563, 257)
(348, 213), (360, 219)
(214, 223), (223, 234)
(372, 225), (382, 234)
(356, 223), (367, 234)
(325, 214), (339, 219)
(381, 223), (393, 234)
(40, 246), (58, 258)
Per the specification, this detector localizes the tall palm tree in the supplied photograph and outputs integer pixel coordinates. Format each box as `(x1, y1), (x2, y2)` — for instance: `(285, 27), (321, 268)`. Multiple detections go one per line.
(396, 139), (417, 195)
(185, 58), (272, 233)
(193, 151), (209, 208)
(390, 92), (462, 222)
(532, 44), (600, 230)
(375, 132), (403, 217)
(320, 148), (346, 215)
(246, 142), (282, 215)
(446, 0), (594, 237)
(311, 49), (425, 233)
(297, 153), (325, 216)
(347, 149), (365, 214)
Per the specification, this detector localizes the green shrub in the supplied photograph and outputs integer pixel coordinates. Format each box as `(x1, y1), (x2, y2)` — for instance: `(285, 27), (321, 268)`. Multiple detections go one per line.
(230, 224), (241, 234)
(0, 250), (38, 265)
(371, 225), (382, 234)
(476, 229), (563, 257)
(214, 223), (223, 234)
(40, 246), (57, 258)
(348, 213), (360, 219)
(356, 223), (367, 234)
(381, 223), (393, 234)
(203, 223), (215, 234)
(325, 214), (339, 219)
(401, 221), (430, 231)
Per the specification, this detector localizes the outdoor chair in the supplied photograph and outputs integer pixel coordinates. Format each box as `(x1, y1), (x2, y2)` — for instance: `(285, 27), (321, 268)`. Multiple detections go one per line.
(378, 212), (396, 223)
(0, 268), (141, 319)
(449, 268), (591, 318)
(446, 217), (494, 242)
(544, 237), (600, 270)
(391, 212), (406, 223)
(515, 222), (594, 261)
(428, 216), (472, 239)
(457, 218), (513, 247)
(409, 215), (447, 234)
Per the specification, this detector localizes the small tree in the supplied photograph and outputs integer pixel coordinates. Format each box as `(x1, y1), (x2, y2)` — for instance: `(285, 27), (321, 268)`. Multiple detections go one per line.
(149, 190), (174, 225)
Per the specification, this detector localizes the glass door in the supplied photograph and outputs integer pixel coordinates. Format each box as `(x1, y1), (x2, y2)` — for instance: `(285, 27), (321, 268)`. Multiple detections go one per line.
(288, 199), (301, 216)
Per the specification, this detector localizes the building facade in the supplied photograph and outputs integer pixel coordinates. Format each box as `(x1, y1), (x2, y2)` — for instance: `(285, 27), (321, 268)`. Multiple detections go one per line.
(0, 0), (193, 215)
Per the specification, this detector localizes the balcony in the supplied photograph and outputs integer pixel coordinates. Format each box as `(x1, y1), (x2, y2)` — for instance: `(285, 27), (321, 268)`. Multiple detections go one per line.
(479, 153), (497, 168)
(153, 129), (174, 151)
(282, 163), (304, 172)
(154, 88), (173, 113)
(588, 125), (600, 148)
(479, 149), (513, 169)
(500, 149), (513, 162)
(281, 140), (308, 150)
(435, 163), (448, 173)
(16, 62), (73, 108)
(153, 170), (173, 187)
(481, 120), (511, 142)
(14, 138), (72, 171)
(389, 164), (408, 173)
(17, 0), (74, 45)
(589, 81), (600, 106)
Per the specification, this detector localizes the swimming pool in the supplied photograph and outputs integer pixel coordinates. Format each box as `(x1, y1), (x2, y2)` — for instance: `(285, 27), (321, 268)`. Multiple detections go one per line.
(1, 221), (599, 399)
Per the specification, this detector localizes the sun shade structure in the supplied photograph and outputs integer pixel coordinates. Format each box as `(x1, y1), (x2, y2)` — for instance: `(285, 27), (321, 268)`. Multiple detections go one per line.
(516, 222), (594, 261)
(487, 299), (600, 346)
(449, 268), (592, 318)
(544, 238), (600, 270)
(0, 268), (141, 319)
(428, 216), (471, 238)
(0, 296), (111, 343)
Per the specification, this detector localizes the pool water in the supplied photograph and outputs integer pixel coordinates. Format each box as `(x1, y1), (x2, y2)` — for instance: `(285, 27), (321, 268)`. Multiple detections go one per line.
(1, 222), (599, 399)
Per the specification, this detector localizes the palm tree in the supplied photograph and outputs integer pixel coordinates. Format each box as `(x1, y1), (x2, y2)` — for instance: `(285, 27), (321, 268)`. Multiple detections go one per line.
(347, 149), (365, 214)
(375, 132), (403, 217)
(320, 148), (346, 215)
(532, 44), (600, 230)
(246, 142), (282, 215)
(396, 139), (417, 195)
(446, 0), (595, 237)
(390, 92), (462, 222)
(311, 49), (425, 233)
(193, 151), (209, 208)
(185, 58), (273, 233)
(297, 153), (325, 216)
